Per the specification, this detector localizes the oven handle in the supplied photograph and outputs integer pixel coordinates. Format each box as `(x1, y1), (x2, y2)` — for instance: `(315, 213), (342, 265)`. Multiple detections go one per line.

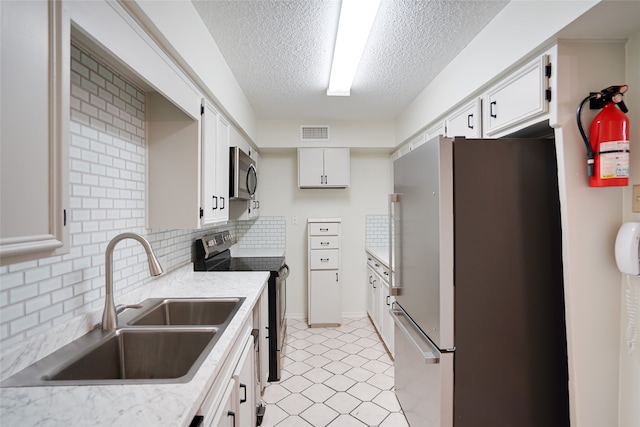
(278, 263), (290, 280)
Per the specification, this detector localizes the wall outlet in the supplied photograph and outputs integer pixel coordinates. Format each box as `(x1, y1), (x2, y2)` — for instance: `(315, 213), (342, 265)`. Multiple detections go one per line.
(633, 185), (640, 213)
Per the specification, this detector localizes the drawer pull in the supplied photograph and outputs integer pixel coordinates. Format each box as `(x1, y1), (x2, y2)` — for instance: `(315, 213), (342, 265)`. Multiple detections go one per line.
(320, 228), (329, 232)
(320, 242), (330, 246)
(320, 258), (330, 262)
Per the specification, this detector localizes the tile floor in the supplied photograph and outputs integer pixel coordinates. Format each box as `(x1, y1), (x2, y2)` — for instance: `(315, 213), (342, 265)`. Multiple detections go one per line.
(260, 317), (409, 427)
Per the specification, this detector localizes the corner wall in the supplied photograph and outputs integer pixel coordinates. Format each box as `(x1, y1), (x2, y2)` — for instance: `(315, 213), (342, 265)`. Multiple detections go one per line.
(618, 30), (640, 427)
(256, 145), (392, 320)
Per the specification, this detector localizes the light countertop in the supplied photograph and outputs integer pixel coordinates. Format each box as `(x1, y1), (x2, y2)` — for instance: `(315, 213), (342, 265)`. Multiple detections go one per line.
(366, 246), (390, 269)
(0, 266), (269, 427)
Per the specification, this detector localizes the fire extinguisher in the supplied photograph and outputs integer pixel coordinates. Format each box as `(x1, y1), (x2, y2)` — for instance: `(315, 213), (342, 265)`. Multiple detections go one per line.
(577, 84), (630, 187)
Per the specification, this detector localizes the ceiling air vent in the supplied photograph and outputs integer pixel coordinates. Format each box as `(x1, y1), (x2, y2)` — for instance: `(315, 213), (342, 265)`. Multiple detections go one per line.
(300, 125), (330, 141)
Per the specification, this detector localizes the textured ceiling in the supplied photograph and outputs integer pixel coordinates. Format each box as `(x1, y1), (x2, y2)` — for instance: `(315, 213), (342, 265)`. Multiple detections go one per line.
(192, 0), (509, 121)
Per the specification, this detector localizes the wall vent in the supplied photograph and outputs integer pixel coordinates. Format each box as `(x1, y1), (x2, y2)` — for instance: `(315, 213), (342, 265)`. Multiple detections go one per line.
(300, 125), (330, 141)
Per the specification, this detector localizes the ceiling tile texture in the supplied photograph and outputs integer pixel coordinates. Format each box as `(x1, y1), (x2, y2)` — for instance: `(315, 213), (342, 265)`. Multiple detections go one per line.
(192, 0), (509, 121)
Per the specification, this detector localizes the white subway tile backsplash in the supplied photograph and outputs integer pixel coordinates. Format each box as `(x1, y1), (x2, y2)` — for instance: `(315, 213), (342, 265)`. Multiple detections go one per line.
(0, 44), (285, 347)
(365, 215), (389, 247)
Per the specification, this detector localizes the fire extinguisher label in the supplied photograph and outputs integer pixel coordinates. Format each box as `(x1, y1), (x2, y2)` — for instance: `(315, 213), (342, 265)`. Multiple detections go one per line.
(599, 140), (630, 179)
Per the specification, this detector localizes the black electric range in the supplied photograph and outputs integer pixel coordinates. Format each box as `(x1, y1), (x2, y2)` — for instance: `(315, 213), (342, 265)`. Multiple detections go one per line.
(193, 232), (289, 383)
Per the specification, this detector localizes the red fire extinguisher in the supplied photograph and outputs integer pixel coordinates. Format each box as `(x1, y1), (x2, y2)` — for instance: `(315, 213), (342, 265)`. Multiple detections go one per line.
(577, 84), (630, 187)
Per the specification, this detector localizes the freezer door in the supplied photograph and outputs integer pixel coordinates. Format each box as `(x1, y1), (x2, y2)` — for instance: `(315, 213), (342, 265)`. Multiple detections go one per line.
(392, 307), (453, 427)
(391, 136), (454, 350)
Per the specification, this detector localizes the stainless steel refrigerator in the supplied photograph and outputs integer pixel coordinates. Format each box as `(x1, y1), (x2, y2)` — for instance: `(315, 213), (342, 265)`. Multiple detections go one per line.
(390, 136), (569, 427)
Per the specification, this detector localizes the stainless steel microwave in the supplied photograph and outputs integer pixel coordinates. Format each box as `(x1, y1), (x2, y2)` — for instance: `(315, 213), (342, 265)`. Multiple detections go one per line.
(229, 146), (257, 200)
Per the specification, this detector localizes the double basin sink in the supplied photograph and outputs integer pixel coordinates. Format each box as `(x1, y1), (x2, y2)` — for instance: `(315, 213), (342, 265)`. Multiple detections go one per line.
(1, 297), (244, 387)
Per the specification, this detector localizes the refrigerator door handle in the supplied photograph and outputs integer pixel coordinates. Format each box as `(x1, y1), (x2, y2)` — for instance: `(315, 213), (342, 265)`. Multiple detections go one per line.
(391, 307), (440, 364)
(389, 193), (401, 296)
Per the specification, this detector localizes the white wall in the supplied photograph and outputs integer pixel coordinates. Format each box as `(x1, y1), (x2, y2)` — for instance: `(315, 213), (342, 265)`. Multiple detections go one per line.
(258, 119), (395, 150)
(256, 143), (392, 319)
(619, 30), (640, 427)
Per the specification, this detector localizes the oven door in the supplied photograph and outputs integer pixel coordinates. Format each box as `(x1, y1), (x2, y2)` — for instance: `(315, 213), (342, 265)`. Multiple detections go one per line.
(229, 146), (257, 200)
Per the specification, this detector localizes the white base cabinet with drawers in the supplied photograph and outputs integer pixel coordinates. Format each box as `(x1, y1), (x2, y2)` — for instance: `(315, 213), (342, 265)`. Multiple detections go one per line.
(366, 251), (394, 357)
(307, 218), (342, 326)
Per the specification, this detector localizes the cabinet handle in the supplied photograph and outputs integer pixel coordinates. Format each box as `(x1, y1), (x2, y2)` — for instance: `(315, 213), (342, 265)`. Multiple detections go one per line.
(320, 228), (329, 232)
(336, 272), (339, 282)
(320, 258), (330, 262)
(373, 279), (377, 289)
(212, 195), (218, 210)
(369, 275), (373, 284)
(375, 263), (379, 267)
(239, 383), (247, 403)
(467, 114), (474, 129)
(227, 411), (236, 427)
(320, 242), (330, 246)
(220, 197), (225, 210)
(490, 101), (497, 118)
(386, 296), (390, 306)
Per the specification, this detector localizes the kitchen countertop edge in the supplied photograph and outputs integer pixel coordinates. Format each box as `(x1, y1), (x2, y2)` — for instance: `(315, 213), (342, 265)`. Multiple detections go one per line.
(0, 266), (270, 427)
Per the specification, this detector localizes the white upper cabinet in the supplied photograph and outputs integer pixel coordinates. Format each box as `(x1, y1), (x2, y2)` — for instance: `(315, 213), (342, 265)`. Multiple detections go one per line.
(201, 99), (229, 226)
(298, 147), (350, 188)
(147, 96), (229, 229)
(0, 0), (70, 265)
(483, 54), (551, 137)
(446, 98), (482, 138)
(424, 121), (446, 142)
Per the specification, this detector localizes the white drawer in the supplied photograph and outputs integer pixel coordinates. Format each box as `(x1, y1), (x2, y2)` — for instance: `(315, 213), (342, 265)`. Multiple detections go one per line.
(310, 236), (339, 250)
(310, 249), (339, 269)
(309, 223), (339, 236)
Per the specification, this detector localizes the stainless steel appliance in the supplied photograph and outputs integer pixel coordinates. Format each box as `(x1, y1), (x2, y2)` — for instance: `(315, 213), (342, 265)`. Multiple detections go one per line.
(390, 136), (569, 427)
(194, 232), (289, 383)
(229, 146), (257, 200)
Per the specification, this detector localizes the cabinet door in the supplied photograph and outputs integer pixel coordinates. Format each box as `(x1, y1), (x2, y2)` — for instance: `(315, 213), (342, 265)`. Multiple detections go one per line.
(298, 148), (325, 187)
(483, 55), (550, 137)
(0, 0), (69, 265)
(215, 114), (230, 222)
(446, 98), (482, 138)
(372, 272), (381, 329)
(366, 263), (375, 319)
(233, 335), (256, 427)
(204, 379), (236, 427)
(424, 121), (446, 142)
(201, 99), (218, 226)
(381, 280), (394, 357)
(202, 100), (229, 226)
(323, 148), (350, 187)
(309, 270), (341, 324)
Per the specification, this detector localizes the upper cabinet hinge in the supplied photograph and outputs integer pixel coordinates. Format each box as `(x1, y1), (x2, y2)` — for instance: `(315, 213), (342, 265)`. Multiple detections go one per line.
(199, 208), (204, 218)
(545, 88), (552, 102)
(545, 63), (552, 78)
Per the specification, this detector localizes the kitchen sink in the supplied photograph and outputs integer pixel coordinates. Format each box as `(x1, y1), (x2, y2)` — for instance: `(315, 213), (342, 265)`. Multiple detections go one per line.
(2, 327), (219, 386)
(1, 297), (245, 387)
(127, 297), (244, 327)
(48, 328), (218, 382)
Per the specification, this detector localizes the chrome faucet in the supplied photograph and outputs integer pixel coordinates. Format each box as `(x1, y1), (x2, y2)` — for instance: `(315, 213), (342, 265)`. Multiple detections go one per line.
(101, 232), (164, 331)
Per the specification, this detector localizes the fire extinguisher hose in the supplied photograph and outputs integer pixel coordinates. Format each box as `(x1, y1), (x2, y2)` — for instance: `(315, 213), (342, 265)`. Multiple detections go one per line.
(576, 93), (599, 177)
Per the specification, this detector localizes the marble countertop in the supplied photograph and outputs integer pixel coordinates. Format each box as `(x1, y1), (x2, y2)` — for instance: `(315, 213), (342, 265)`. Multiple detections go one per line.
(366, 246), (390, 269)
(0, 266), (269, 427)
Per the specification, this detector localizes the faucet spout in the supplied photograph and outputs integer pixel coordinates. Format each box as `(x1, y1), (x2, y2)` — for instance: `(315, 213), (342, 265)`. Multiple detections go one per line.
(102, 232), (163, 331)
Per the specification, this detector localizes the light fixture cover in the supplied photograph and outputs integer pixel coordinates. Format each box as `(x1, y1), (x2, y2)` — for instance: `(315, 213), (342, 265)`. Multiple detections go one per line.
(327, 0), (382, 96)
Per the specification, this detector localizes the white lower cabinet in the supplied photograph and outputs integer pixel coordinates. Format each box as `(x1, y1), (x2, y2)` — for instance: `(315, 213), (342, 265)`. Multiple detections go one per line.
(198, 321), (257, 427)
(233, 335), (256, 427)
(366, 251), (394, 357)
(307, 218), (342, 326)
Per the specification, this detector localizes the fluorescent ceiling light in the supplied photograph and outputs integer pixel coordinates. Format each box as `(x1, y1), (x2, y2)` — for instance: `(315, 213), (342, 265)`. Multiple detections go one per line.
(327, 0), (381, 96)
